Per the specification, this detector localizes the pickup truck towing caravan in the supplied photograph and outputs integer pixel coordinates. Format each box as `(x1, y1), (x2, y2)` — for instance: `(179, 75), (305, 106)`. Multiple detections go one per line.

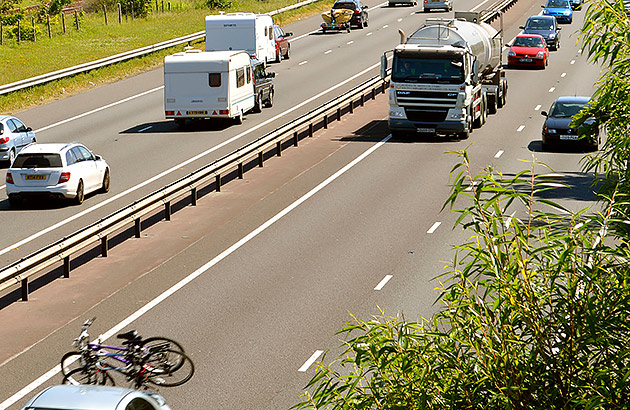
(381, 11), (508, 138)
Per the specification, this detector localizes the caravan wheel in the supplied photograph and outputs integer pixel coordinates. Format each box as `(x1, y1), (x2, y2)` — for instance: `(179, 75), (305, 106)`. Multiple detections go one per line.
(234, 111), (244, 125)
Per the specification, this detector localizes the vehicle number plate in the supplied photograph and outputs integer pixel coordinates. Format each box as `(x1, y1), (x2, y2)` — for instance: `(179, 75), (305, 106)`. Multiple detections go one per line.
(187, 110), (208, 115)
(559, 135), (579, 140)
(417, 128), (436, 133)
(520, 58), (532, 62)
(25, 175), (46, 180)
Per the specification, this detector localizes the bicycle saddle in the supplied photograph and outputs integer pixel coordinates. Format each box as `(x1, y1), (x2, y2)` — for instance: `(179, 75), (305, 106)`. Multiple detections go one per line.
(117, 330), (138, 340)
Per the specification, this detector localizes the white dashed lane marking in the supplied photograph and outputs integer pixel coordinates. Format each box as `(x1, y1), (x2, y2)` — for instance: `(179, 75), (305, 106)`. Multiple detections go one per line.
(427, 222), (441, 234)
(535, 104), (541, 110)
(347, 40), (354, 45)
(383, 24), (389, 28)
(324, 49), (332, 54)
(549, 87), (555, 92)
(517, 125), (525, 132)
(495, 150), (504, 158)
(570, 60), (575, 64)
(298, 60), (308, 65)
(366, 32), (373, 36)
(374, 275), (393, 291)
(561, 72), (566, 77)
(298, 350), (324, 372)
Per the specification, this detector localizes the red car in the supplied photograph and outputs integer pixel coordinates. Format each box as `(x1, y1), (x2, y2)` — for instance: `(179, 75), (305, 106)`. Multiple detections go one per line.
(507, 34), (549, 69)
(273, 25), (293, 63)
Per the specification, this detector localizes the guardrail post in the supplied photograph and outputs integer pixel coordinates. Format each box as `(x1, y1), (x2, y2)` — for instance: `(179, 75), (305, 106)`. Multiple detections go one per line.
(165, 201), (171, 221)
(360, 94), (365, 106)
(135, 219), (141, 238)
(337, 107), (341, 121)
(308, 123), (313, 138)
(293, 131), (298, 147)
(191, 187), (197, 206)
(64, 256), (70, 278)
(21, 279), (28, 301)
(238, 163), (244, 178)
(349, 100), (353, 114)
(215, 174), (221, 192)
(324, 114), (328, 129)
(258, 152), (264, 167)
(276, 141), (282, 157)
(371, 88), (376, 100)
(101, 236), (108, 257)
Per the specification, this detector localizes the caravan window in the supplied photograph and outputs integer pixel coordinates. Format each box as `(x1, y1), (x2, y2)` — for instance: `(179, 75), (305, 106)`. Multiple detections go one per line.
(236, 67), (245, 88)
(264, 26), (268, 37)
(209, 73), (221, 87)
(246, 66), (251, 83)
(269, 26), (273, 40)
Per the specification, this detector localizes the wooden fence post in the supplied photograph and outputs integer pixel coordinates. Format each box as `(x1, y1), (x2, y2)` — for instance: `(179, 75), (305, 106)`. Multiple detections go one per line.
(1, 21), (3, 45)
(47, 14), (51, 38)
(168, 1), (171, 11)
(32, 17), (36, 42)
(117, 3), (122, 24)
(131, 2), (134, 18)
(74, 11), (79, 30)
(155, 0), (158, 11)
(161, 0), (164, 12)
(103, 5), (108, 25)
(17, 19), (21, 43)
(61, 12), (66, 33)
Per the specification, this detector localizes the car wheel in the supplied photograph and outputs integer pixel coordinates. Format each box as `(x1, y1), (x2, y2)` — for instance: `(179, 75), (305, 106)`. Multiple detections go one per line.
(74, 180), (85, 205)
(7, 195), (21, 208)
(265, 90), (274, 108)
(363, 16), (368, 27)
(284, 45), (290, 59)
(389, 2), (395, 6)
(357, 18), (364, 29)
(100, 169), (110, 194)
(8, 149), (15, 166)
(253, 93), (263, 113)
(275, 49), (281, 63)
(423, 7), (429, 12)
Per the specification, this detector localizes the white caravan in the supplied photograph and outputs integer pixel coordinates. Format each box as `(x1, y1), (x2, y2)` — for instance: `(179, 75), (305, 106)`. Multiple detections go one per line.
(164, 49), (255, 124)
(205, 13), (276, 64)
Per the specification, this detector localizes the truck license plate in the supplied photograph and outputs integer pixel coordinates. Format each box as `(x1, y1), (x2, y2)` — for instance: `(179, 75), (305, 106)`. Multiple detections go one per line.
(417, 128), (435, 133)
(187, 110), (208, 115)
(559, 135), (579, 140)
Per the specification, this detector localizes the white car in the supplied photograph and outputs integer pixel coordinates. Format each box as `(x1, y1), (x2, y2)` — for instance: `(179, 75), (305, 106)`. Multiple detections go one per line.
(0, 115), (37, 166)
(23, 385), (171, 410)
(6, 142), (110, 206)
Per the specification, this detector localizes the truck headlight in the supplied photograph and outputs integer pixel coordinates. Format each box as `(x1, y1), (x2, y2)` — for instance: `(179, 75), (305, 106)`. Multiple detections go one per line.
(547, 128), (557, 134)
(389, 109), (405, 118)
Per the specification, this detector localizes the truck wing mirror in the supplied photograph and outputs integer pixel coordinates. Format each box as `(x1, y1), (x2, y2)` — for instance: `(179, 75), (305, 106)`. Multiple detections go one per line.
(557, 26), (562, 30)
(380, 54), (388, 79)
(269, 72), (276, 78)
(286, 32), (293, 37)
(519, 25), (525, 29)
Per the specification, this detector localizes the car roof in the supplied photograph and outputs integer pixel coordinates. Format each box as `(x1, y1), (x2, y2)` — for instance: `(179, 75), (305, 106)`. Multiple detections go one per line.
(26, 385), (136, 410)
(0, 115), (14, 121)
(528, 15), (555, 20)
(554, 96), (590, 104)
(18, 143), (77, 155)
(515, 34), (545, 38)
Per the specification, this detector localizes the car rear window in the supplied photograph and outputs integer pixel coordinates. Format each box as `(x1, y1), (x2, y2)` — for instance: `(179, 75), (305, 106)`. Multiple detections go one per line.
(334, 2), (357, 9)
(12, 153), (63, 168)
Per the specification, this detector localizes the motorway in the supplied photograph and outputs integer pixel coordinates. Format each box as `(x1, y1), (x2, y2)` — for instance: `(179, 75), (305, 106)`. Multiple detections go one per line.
(0, 0), (603, 408)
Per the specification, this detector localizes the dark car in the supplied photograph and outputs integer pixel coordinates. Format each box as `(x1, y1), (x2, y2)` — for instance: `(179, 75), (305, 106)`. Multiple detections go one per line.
(332, 0), (368, 29)
(520, 15), (561, 50)
(273, 25), (292, 63)
(541, 96), (600, 151)
(251, 59), (275, 113)
(569, 0), (582, 9)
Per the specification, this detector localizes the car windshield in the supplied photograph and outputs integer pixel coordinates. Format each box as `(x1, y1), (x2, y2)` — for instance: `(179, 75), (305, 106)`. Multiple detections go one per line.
(526, 18), (553, 30)
(547, 0), (569, 7)
(513, 37), (545, 47)
(333, 2), (356, 9)
(549, 102), (587, 118)
(392, 57), (464, 84)
(12, 153), (63, 168)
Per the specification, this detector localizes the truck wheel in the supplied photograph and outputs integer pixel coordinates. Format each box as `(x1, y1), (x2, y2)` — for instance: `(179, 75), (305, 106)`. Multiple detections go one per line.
(498, 83), (507, 108)
(253, 93), (263, 113)
(174, 118), (185, 127)
(265, 90), (274, 108)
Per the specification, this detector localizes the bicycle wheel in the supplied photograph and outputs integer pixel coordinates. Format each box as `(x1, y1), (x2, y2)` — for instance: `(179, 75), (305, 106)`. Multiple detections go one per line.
(61, 351), (86, 376)
(144, 349), (194, 387)
(140, 337), (186, 372)
(62, 367), (115, 386)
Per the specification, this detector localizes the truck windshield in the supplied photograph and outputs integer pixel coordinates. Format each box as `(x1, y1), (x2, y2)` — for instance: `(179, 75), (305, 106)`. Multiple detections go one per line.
(392, 57), (464, 84)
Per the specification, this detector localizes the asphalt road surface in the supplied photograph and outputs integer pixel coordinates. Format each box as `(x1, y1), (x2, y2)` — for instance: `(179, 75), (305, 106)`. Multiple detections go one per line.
(0, 0), (603, 408)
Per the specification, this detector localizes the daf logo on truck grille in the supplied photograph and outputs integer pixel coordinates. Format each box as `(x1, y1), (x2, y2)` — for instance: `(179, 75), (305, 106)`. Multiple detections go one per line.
(447, 93), (458, 97)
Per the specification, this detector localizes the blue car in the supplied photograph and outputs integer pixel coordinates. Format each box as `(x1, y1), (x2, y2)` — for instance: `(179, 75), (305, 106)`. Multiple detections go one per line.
(542, 0), (573, 23)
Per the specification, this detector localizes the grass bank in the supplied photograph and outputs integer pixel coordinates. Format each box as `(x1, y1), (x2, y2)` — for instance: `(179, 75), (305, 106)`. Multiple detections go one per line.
(0, 0), (332, 114)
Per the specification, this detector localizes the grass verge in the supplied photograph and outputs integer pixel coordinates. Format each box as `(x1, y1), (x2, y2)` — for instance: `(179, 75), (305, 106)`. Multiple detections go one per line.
(0, 0), (334, 114)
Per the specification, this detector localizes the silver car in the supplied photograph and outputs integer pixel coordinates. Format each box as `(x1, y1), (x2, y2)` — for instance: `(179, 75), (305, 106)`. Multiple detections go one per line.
(23, 385), (171, 410)
(0, 115), (36, 166)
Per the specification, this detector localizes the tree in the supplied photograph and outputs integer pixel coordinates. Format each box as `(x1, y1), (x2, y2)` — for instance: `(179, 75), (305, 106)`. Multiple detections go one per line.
(0, 0), (24, 25)
(294, 0), (630, 407)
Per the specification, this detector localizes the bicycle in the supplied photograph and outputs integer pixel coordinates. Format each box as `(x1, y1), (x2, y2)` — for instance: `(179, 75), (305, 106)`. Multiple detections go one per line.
(61, 317), (194, 388)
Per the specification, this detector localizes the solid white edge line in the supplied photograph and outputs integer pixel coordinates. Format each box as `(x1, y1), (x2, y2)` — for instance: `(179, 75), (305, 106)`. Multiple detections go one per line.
(471, 0), (491, 11)
(298, 350), (324, 372)
(494, 150), (504, 158)
(427, 221), (441, 234)
(374, 274), (393, 291)
(0, 61), (383, 257)
(0, 132), (392, 410)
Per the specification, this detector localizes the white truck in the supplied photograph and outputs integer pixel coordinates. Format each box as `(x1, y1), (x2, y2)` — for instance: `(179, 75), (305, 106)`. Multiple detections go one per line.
(164, 49), (255, 125)
(205, 13), (276, 64)
(381, 11), (508, 138)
